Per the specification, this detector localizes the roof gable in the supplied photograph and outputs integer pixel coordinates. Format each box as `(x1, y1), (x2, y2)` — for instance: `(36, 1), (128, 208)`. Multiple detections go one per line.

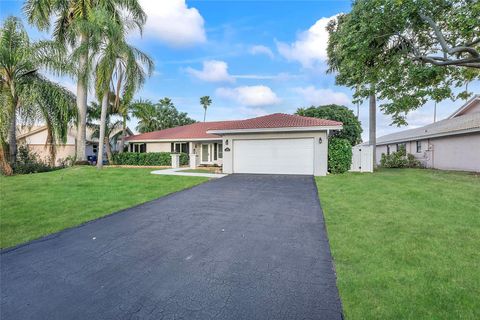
(448, 95), (480, 119)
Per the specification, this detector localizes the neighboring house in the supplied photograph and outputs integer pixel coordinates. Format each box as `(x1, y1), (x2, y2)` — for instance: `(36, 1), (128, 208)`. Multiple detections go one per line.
(126, 113), (343, 176)
(376, 95), (480, 172)
(16, 125), (132, 165)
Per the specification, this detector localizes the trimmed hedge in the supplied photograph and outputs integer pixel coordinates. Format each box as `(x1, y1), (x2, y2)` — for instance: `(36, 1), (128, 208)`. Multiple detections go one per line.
(328, 137), (352, 174)
(112, 152), (189, 166)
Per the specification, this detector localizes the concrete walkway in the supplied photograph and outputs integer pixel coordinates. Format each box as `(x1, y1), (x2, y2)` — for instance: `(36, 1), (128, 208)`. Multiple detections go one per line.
(151, 167), (227, 178)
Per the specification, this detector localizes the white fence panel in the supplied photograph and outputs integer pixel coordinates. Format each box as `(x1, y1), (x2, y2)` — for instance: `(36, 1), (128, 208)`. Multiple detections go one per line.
(350, 145), (373, 172)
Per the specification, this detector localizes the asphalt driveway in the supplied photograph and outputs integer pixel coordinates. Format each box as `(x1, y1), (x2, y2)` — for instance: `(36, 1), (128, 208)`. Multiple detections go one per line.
(1, 174), (342, 320)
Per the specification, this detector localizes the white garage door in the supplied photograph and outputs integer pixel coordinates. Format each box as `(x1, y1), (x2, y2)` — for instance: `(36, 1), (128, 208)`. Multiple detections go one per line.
(233, 138), (314, 175)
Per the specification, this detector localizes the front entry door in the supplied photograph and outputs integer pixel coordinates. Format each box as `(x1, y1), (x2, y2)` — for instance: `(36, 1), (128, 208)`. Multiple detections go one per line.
(201, 144), (211, 164)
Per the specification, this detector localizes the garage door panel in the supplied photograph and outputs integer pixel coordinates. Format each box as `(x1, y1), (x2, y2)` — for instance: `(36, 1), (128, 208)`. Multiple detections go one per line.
(233, 138), (314, 175)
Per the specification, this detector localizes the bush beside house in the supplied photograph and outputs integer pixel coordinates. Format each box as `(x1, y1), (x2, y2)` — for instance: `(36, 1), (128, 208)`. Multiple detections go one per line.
(380, 146), (421, 168)
(112, 152), (189, 166)
(328, 138), (352, 174)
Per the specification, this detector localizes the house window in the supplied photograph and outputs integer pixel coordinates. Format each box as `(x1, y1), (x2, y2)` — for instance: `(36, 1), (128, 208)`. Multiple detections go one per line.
(416, 141), (422, 153)
(132, 143), (146, 153)
(171, 142), (189, 153)
(386, 145), (390, 155)
(214, 143), (218, 160)
(218, 143), (223, 159)
(396, 143), (406, 152)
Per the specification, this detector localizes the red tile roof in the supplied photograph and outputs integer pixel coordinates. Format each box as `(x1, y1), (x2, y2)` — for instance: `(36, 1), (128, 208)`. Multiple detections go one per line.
(208, 113), (342, 131)
(126, 113), (342, 141)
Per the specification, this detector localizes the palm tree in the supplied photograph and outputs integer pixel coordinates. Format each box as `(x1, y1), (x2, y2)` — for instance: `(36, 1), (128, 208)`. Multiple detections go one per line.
(0, 17), (73, 174)
(87, 101), (122, 163)
(94, 13), (153, 169)
(131, 99), (196, 133)
(24, 0), (147, 162)
(200, 96), (212, 122)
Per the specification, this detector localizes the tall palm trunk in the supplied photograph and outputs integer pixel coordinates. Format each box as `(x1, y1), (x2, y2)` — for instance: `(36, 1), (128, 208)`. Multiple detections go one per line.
(203, 107), (207, 122)
(369, 93), (377, 168)
(46, 127), (56, 167)
(0, 142), (13, 175)
(119, 115), (127, 153)
(97, 92), (109, 169)
(75, 33), (88, 162)
(105, 136), (113, 163)
(8, 107), (17, 163)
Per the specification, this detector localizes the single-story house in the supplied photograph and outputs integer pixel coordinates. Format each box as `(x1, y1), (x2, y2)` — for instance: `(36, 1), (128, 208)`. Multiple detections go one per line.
(376, 95), (480, 172)
(17, 125), (132, 165)
(125, 113), (343, 176)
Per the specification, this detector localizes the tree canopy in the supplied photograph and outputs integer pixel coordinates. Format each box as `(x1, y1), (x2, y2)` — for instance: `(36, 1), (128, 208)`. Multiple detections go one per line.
(327, 0), (479, 126)
(132, 98), (196, 133)
(296, 105), (363, 146)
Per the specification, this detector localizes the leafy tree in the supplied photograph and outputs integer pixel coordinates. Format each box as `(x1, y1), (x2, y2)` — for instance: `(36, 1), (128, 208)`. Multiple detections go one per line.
(296, 105), (362, 146)
(327, 0), (479, 126)
(0, 17), (73, 174)
(200, 96), (212, 122)
(24, 0), (147, 162)
(132, 98), (196, 133)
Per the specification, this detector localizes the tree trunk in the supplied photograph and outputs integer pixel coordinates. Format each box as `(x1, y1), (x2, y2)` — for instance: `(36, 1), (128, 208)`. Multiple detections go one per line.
(46, 127), (57, 167)
(119, 115), (127, 153)
(8, 108), (17, 163)
(203, 107), (207, 122)
(105, 136), (113, 163)
(97, 93), (109, 169)
(369, 94), (377, 168)
(75, 33), (88, 162)
(0, 142), (13, 176)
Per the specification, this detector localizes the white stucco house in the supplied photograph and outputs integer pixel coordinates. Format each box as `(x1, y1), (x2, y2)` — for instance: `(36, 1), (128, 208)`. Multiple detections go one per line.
(376, 95), (480, 172)
(125, 113), (343, 176)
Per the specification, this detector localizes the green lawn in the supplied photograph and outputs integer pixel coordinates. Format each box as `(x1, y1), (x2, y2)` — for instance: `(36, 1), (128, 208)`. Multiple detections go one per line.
(0, 166), (208, 249)
(316, 169), (480, 319)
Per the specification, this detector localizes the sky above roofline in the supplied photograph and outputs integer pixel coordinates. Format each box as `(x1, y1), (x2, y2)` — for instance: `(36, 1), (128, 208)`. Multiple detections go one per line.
(1, 0), (478, 141)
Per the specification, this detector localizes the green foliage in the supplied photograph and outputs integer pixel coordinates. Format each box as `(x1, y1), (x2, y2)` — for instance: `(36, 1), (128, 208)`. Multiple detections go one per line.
(112, 152), (189, 166)
(12, 146), (53, 174)
(380, 146), (422, 168)
(296, 105), (362, 145)
(328, 138), (352, 174)
(326, 0), (479, 126)
(132, 98), (196, 133)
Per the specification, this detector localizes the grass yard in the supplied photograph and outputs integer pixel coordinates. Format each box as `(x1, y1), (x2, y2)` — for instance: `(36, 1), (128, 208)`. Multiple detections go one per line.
(180, 168), (216, 174)
(316, 169), (480, 319)
(0, 166), (208, 249)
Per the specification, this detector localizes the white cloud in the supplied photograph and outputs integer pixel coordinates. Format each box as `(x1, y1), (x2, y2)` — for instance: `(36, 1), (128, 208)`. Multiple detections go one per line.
(276, 15), (337, 68)
(216, 85), (281, 107)
(186, 60), (235, 82)
(140, 0), (206, 47)
(294, 86), (351, 106)
(249, 45), (274, 59)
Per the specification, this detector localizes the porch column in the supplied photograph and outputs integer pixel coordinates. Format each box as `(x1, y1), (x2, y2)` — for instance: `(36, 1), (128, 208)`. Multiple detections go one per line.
(189, 142), (198, 169)
(171, 153), (180, 168)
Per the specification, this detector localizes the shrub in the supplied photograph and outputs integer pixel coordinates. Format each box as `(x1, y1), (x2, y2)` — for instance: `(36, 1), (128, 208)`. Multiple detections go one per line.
(380, 146), (422, 168)
(328, 138), (352, 174)
(12, 146), (53, 174)
(112, 152), (189, 166)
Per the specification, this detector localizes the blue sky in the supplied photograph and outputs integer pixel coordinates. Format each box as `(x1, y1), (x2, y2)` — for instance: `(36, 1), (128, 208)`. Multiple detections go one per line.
(1, 0), (478, 139)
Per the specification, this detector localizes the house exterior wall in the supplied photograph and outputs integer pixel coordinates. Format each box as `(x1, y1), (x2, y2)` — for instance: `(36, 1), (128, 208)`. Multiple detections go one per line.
(220, 131), (328, 176)
(146, 142), (171, 152)
(428, 133), (480, 172)
(377, 132), (480, 172)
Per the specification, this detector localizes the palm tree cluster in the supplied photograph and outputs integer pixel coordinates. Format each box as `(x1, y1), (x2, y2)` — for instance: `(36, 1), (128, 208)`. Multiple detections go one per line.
(133, 98), (196, 133)
(0, 0), (154, 174)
